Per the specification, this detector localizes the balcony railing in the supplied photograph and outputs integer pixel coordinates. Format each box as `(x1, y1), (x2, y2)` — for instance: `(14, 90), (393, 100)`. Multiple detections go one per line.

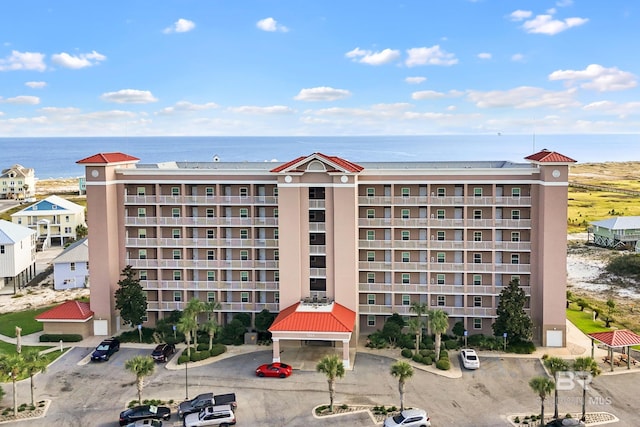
(125, 195), (278, 205)
(357, 195), (531, 207)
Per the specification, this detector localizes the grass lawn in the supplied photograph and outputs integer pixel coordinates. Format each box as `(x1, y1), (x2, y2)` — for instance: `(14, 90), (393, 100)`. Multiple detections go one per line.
(0, 306), (53, 337)
(566, 305), (611, 334)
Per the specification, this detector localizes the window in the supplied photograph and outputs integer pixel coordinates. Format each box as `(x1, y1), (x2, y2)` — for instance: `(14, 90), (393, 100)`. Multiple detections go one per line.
(173, 270), (181, 280)
(173, 291), (182, 302)
(173, 249), (181, 260)
(367, 209), (375, 219)
(401, 230), (410, 241)
(474, 253), (482, 264)
(139, 249), (147, 260)
(512, 187), (521, 197)
(437, 252), (445, 263)
(473, 318), (482, 329)
(207, 292), (216, 303)
(206, 187), (214, 197)
(207, 250), (215, 260)
(273, 208), (278, 218)
(402, 252), (410, 262)
(474, 231), (482, 242)
(367, 272), (375, 283)
(474, 296), (482, 307)
(367, 315), (376, 327)
(65, 215), (70, 223)
(473, 187), (483, 197)
(511, 232), (520, 242)
(274, 250), (279, 261)
(206, 208), (215, 218)
(240, 187), (248, 197)
(437, 295), (445, 306)
(436, 209), (445, 219)
(367, 251), (375, 262)
(240, 250), (248, 261)
(402, 295), (410, 305)
(137, 187), (145, 196)
(437, 274), (445, 285)
(139, 270), (148, 280)
(207, 271), (216, 281)
(511, 254), (520, 264)
(137, 208), (146, 218)
(401, 209), (410, 219)
(241, 271), (249, 281)
(401, 187), (410, 198)
(240, 208), (248, 218)
(171, 187), (180, 196)
(172, 229), (181, 239)
(473, 275), (482, 286)
(204, 229), (214, 239)
(366, 188), (375, 197)
(240, 229), (248, 239)
(511, 210), (520, 220)
(241, 292), (249, 302)
(274, 271), (279, 282)
(473, 210), (482, 220)
(273, 187), (278, 197)
(367, 230), (375, 241)
(436, 231), (445, 241)
(367, 294), (375, 305)
(70, 262), (76, 271)
(172, 208), (180, 218)
(64, 227), (72, 234)
(274, 292), (280, 303)
(437, 187), (445, 197)
(401, 273), (410, 284)
(274, 229), (279, 240)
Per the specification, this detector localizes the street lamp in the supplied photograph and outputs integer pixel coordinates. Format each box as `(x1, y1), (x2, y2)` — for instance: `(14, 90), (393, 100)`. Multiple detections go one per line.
(463, 330), (468, 348)
(185, 357), (189, 400)
(503, 332), (508, 352)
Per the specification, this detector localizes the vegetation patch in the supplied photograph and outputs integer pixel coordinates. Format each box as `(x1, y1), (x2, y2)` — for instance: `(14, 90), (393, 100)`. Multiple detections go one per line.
(0, 306), (52, 336)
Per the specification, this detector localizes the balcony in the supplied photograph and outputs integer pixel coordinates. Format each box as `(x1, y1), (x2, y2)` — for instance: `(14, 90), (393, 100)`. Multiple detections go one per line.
(358, 261), (392, 271)
(495, 196), (532, 206)
(391, 219), (430, 227)
(358, 240), (394, 249)
(125, 195), (278, 205)
(427, 240), (465, 250)
(495, 219), (531, 228)
(392, 240), (429, 249)
(309, 268), (326, 277)
(309, 223), (326, 232)
(309, 200), (325, 209)
(126, 237), (218, 247)
(309, 245), (327, 255)
(222, 238), (279, 248)
(494, 241), (531, 251)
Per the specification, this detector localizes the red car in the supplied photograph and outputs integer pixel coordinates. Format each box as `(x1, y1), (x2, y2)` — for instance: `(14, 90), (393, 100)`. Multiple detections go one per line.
(255, 362), (292, 378)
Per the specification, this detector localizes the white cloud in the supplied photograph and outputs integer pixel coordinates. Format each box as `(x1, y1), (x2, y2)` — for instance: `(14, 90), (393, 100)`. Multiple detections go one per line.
(39, 107), (81, 114)
(0, 50), (46, 71)
(51, 51), (106, 69)
(477, 53), (492, 60)
(345, 47), (400, 65)
(405, 46), (458, 67)
(556, 0), (573, 7)
(405, 77), (427, 84)
(412, 90), (463, 100)
(467, 86), (579, 109)
(227, 105), (294, 114)
(511, 53), (525, 62)
(520, 13), (588, 35)
(548, 64), (637, 92)
(371, 103), (413, 111)
(157, 101), (219, 115)
(25, 81), (47, 89)
(510, 10), (533, 21)
(583, 100), (640, 117)
(1, 95), (40, 105)
(256, 17), (289, 32)
(163, 18), (196, 34)
(294, 87), (351, 102)
(100, 89), (158, 104)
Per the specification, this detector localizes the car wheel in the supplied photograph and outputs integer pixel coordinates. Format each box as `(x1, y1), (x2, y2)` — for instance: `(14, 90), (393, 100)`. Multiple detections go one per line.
(105, 355), (110, 361)
(163, 414), (170, 420)
(279, 373), (286, 378)
(258, 372), (264, 377)
(220, 424), (229, 427)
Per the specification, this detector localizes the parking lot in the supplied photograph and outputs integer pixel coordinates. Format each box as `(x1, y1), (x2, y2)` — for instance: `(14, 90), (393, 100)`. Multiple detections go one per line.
(10, 344), (638, 426)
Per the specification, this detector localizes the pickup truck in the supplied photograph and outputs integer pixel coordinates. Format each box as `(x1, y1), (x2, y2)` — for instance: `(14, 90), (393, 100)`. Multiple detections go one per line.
(178, 392), (237, 419)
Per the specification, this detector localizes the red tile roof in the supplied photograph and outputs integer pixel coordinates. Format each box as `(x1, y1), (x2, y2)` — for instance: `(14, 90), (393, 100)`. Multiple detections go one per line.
(76, 152), (140, 164)
(270, 153), (363, 173)
(524, 149), (576, 163)
(35, 300), (94, 321)
(588, 330), (640, 347)
(269, 302), (356, 333)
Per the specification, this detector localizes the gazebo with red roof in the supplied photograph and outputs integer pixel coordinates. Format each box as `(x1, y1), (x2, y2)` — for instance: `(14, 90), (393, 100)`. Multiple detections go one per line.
(588, 329), (640, 371)
(35, 300), (94, 338)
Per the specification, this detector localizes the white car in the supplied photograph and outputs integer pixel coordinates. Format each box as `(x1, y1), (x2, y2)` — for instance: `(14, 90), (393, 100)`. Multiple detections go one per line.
(383, 408), (431, 427)
(125, 420), (163, 427)
(183, 405), (236, 427)
(460, 349), (480, 369)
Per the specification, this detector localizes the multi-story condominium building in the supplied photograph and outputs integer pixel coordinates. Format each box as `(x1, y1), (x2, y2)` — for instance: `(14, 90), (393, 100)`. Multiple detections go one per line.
(78, 149), (575, 365)
(1, 164), (35, 200)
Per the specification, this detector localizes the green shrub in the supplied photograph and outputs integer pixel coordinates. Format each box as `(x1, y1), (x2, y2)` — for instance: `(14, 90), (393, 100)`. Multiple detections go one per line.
(508, 340), (536, 354)
(39, 333), (83, 342)
(210, 344), (226, 357)
(412, 354), (423, 363)
(423, 356), (432, 365)
(419, 349), (435, 359)
(444, 339), (460, 350)
(401, 348), (413, 358)
(177, 354), (190, 365)
(190, 350), (210, 362)
(439, 349), (449, 359)
(116, 327), (155, 343)
(422, 336), (434, 349)
(196, 343), (209, 351)
(436, 359), (451, 370)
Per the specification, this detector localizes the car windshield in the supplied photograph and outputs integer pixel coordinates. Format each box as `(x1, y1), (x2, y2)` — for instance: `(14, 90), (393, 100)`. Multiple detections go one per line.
(392, 413), (406, 423)
(96, 344), (110, 351)
(466, 354), (478, 360)
(280, 363), (290, 368)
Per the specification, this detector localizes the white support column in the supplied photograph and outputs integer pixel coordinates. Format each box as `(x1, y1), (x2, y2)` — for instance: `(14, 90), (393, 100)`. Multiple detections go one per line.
(272, 338), (281, 363)
(342, 339), (350, 369)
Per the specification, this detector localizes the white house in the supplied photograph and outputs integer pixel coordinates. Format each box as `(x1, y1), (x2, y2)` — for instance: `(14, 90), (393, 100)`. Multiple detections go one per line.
(11, 195), (86, 249)
(590, 216), (640, 251)
(1, 164), (35, 200)
(53, 237), (89, 290)
(0, 219), (36, 292)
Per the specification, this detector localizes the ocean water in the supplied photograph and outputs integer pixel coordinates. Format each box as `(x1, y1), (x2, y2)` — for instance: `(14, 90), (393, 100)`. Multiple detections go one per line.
(0, 134), (638, 179)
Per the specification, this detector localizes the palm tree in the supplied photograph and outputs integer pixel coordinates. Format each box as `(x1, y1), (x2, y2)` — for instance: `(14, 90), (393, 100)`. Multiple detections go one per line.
(390, 361), (414, 411)
(0, 353), (26, 417)
(22, 349), (49, 406)
(178, 314), (197, 358)
(429, 309), (449, 360)
(529, 376), (555, 426)
(316, 354), (345, 412)
(573, 357), (601, 422)
(201, 301), (222, 350)
(184, 298), (206, 348)
(406, 318), (421, 356)
(125, 355), (156, 405)
(543, 356), (570, 419)
(410, 301), (429, 337)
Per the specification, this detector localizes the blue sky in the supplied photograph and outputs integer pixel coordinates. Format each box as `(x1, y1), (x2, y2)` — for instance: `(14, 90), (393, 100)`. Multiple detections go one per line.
(1, 0), (638, 137)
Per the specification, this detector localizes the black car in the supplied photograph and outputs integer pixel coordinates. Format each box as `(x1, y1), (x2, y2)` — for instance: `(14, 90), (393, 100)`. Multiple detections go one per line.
(91, 338), (120, 361)
(151, 343), (175, 362)
(119, 405), (171, 426)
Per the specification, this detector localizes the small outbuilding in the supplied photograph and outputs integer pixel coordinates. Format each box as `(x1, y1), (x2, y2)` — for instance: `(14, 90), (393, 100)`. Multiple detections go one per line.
(589, 217), (640, 251)
(588, 329), (640, 371)
(35, 300), (94, 338)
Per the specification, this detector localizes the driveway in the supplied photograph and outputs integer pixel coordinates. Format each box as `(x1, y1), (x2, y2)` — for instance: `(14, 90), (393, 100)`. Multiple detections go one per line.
(7, 346), (638, 426)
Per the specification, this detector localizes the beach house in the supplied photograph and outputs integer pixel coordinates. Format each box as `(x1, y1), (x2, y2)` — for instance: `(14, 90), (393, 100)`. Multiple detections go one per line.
(0, 164), (35, 201)
(0, 219), (37, 292)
